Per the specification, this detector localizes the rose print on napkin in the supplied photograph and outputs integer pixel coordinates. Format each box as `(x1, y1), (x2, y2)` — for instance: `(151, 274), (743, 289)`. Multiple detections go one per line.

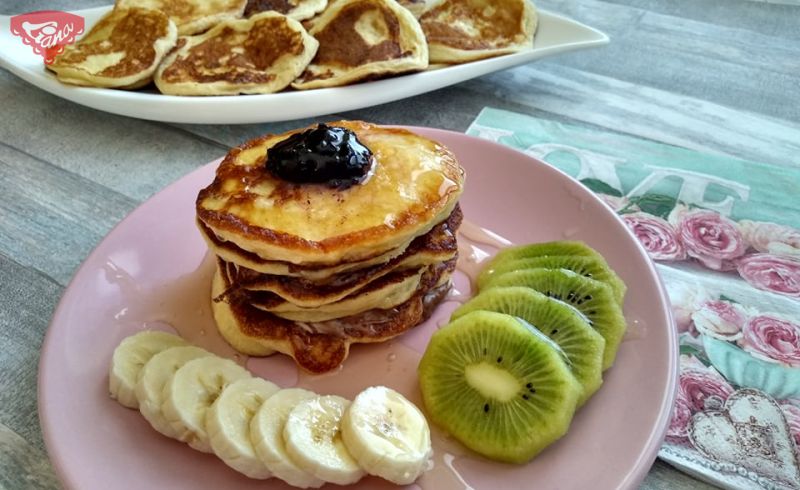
(738, 255), (800, 299)
(663, 281), (800, 488)
(620, 212), (686, 261)
(601, 192), (800, 300)
(689, 389), (800, 487)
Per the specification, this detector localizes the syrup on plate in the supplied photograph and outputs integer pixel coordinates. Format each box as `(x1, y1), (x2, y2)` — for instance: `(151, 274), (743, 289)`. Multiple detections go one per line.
(107, 221), (517, 488)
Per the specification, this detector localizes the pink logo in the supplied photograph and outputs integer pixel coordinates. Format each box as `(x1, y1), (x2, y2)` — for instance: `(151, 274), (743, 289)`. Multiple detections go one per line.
(10, 10), (85, 64)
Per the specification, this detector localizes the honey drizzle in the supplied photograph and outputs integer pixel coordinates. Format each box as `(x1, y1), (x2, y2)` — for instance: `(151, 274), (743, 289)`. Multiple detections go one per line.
(106, 251), (245, 365)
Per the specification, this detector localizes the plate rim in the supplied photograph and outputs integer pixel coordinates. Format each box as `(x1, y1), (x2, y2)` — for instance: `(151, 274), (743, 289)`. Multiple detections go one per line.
(38, 127), (677, 490)
(0, 6), (608, 124)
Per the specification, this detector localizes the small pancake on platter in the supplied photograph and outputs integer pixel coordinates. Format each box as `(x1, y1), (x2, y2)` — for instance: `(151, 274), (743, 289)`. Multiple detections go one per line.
(196, 120), (463, 265)
(115, 0), (247, 35)
(211, 256), (455, 372)
(419, 0), (537, 63)
(291, 0), (428, 89)
(396, 0), (429, 17)
(244, 0), (328, 20)
(154, 12), (318, 95)
(48, 8), (177, 89)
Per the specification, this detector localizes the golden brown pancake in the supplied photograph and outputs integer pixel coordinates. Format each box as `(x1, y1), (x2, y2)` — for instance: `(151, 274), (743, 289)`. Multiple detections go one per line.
(218, 204), (461, 308)
(196, 121), (464, 265)
(244, 0), (328, 20)
(48, 8), (177, 89)
(291, 0), (428, 89)
(199, 219), (409, 279)
(115, 0), (248, 35)
(396, 0), (428, 17)
(200, 121), (465, 373)
(251, 267), (425, 321)
(419, 0), (537, 63)
(211, 256), (455, 372)
(154, 12), (318, 95)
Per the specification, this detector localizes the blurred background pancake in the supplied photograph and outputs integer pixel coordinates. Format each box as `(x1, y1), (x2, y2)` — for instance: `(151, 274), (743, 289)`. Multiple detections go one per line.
(48, 8), (177, 89)
(244, 0), (328, 20)
(291, 0), (428, 89)
(198, 121), (465, 372)
(115, 0), (248, 35)
(155, 12), (318, 95)
(419, 0), (537, 63)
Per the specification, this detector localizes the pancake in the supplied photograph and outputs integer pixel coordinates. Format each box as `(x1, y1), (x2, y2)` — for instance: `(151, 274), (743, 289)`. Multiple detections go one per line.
(291, 0), (428, 89)
(115, 0), (248, 35)
(244, 266), (424, 321)
(196, 120), (464, 265)
(244, 0), (328, 20)
(201, 121), (465, 372)
(199, 219), (410, 279)
(419, 0), (537, 63)
(154, 12), (318, 95)
(48, 8), (177, 89)
(396, 0), (428, 17)
(218, 204), (461, 307)
(211, 256), (455, 372)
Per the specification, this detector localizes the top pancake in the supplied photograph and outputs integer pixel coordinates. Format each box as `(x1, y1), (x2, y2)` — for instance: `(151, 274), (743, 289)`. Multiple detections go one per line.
(419, 0), (537, 63)
(48, 8), (177, 89)
(115, 0), (248, 35)
(197, 120), (464, 266)
(291, 0), (428, 89)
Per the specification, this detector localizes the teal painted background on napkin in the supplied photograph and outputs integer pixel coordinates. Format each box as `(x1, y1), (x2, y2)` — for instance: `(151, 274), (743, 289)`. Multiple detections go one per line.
(467, 107), (798, 227)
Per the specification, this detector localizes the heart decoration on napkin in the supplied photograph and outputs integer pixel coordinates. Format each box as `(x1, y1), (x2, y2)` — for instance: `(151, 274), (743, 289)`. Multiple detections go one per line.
(689, 388), (800, 487)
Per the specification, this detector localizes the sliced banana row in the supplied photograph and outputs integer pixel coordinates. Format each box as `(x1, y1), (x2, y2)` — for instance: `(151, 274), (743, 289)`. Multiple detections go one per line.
(108, 331), (432, 487)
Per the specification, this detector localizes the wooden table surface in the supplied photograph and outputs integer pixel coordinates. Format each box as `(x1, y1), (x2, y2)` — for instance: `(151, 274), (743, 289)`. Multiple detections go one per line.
(2, 0), (799, 488)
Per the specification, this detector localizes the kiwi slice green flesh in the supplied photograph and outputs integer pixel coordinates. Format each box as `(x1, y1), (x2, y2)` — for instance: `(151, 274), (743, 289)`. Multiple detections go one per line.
(484, 269), (627, 370)
(487, 241), (601, 265)
(418, 310), (581, 463)
(451, 287), (604, 405)
(478, 254), (627, 306)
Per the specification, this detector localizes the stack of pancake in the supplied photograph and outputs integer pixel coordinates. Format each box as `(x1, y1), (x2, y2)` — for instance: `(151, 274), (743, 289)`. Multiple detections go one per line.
(196, 120), (465, 372)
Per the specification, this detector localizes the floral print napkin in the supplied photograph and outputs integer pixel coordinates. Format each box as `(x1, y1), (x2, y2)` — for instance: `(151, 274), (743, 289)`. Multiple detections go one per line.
(467, 108), (800, 490)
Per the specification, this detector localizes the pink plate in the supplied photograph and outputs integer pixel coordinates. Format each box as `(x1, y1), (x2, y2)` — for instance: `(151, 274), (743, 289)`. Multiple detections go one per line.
(40, 128), (677, 490)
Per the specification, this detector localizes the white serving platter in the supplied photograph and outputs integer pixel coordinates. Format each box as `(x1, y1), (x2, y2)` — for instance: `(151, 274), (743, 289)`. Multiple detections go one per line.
(0, 6), (608, 124)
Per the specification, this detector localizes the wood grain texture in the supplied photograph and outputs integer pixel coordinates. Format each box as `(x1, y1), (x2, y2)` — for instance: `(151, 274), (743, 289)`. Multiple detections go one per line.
(0, 423), (59, 490)
(0, 70), (226, 203)
(462, 65), (800, 167)
(0, 0), (798, 488)
(0, 255), (61, 449)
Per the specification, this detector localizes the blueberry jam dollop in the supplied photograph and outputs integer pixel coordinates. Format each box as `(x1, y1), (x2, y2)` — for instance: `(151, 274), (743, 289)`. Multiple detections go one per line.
(266, 124), (374, 189)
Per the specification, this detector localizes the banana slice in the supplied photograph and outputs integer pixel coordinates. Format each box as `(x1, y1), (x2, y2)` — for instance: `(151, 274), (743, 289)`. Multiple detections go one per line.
(109, 330), (186, 409)
(162, 356), (251, 453)
(283, 395), (366, 486)
(250, 388), (325, 489)
(206, 377), (280, 479)
(341, 386), (432, 484)
(135, 345), (212, 439)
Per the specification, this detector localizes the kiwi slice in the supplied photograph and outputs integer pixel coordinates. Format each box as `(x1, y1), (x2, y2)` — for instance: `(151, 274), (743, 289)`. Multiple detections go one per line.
(419, 310), (581, 463)
(451, 287), (604, 405)
(478, 241), (601, 289)
(484, 269), (627, 370)
(478, 254), (627, 306)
